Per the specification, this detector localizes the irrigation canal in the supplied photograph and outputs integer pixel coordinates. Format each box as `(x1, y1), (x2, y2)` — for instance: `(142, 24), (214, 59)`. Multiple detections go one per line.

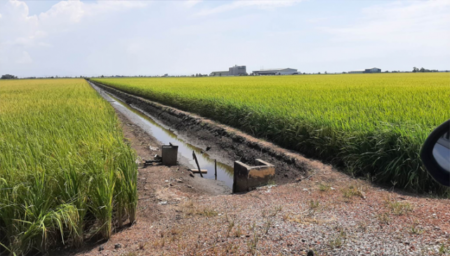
(90, 82), (234, 188)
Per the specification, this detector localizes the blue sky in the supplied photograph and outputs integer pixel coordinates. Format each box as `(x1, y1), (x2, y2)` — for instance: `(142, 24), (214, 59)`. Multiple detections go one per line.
(1, 0), (449, 77)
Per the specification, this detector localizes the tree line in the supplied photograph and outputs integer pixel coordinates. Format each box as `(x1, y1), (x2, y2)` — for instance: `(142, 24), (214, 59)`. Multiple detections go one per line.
(1, 74), (17, 79)
(412, 67), (439, 72)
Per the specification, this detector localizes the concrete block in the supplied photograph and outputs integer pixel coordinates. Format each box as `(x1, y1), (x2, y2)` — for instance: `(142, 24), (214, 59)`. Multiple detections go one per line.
(233, 159), (275, 193)
(162, 145), (178, 166)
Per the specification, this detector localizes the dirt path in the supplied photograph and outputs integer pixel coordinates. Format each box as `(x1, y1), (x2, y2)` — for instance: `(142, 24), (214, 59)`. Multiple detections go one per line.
(67, 110), (450, 256)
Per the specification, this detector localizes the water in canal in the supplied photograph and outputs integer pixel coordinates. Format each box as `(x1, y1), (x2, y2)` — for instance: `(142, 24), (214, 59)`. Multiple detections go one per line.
(91, 83), (234, 188)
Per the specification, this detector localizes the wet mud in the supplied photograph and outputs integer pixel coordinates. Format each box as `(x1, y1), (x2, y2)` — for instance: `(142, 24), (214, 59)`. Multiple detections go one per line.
(92, 83), (234, 188)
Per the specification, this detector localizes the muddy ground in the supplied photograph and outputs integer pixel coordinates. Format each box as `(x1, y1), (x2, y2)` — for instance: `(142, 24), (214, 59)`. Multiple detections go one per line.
(59, 83), (450, 256)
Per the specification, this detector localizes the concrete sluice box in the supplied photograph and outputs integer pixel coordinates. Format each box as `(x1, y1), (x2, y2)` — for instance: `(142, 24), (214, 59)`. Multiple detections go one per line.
(233, 159), (275, 193)
(162, 144), (178, 166)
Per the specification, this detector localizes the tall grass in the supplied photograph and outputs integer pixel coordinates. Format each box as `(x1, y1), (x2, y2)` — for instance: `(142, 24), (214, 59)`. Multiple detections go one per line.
(0, 79), (137, 255)
(94, 73), (449, 194)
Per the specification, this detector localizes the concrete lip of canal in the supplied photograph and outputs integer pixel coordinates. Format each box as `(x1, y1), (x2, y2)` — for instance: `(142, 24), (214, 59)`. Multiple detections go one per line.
(91, 83), (234, 188)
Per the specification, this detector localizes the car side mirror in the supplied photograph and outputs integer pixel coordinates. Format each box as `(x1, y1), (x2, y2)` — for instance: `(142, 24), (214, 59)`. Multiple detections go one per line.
(420, 119), (450, 187)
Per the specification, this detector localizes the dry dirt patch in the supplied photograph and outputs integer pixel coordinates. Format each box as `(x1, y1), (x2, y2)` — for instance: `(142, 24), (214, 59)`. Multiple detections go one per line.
(62, 110), (450, 256)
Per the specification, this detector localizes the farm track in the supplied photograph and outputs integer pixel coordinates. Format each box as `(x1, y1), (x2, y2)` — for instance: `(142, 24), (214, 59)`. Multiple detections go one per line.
(63, 81), (450, 256)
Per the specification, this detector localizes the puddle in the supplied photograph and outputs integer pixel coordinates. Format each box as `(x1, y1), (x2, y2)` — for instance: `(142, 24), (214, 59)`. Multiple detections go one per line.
(90, 83), (234, 188)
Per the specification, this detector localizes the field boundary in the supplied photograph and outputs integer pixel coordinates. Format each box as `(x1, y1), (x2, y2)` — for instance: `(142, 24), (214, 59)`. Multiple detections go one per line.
(90, 80), (319, 184)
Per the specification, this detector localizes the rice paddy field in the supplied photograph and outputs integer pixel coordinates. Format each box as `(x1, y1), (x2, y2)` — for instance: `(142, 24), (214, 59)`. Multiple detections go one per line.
(94, 73), (449, 194)
(0, 79), (137, 255)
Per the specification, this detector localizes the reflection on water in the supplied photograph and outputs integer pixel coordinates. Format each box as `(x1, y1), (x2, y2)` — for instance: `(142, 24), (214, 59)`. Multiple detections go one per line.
(91, 83), (234, 188)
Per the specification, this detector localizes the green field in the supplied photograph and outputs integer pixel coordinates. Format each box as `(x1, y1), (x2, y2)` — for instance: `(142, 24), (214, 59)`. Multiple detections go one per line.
(0, 79), (137, 254)
(94, 73), (449, 193)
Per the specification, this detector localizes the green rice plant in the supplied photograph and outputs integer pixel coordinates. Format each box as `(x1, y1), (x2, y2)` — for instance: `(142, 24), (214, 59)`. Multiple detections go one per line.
(0, 79), (137, 255)
(319, 183), (331, 192)
(94, 73), (449, 194)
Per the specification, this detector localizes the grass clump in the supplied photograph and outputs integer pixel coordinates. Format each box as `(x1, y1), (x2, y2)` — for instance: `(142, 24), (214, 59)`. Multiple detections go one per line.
(309, 200), (320, 210)
(342, 185), (366, 200)
(328, 234), (345, 249)
(182, 200), (218, 217)
(319, 183), (331, 192)
(385, 198), (413, 215)
(197, 208), (219, 217)
(410, 220), (424, 235)
(0, 79), (137, 255)
(377, 212), (391, 225)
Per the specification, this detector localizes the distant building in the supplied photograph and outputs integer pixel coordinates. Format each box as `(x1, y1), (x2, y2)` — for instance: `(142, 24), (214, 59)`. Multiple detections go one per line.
(364, 67), (381, 73)
(252, 68), (298, 76)
(210, 65), (247, 76)
(349, 68), (381, 74)
(210, 71), (230, 76)
(229, 65), (247, 76)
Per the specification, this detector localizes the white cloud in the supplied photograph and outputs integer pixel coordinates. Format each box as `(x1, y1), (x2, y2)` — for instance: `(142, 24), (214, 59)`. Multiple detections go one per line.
(323, 0), (450, 51)
(197, 0), (302, 16)
(0, 0), (147, 73)
(185, 0), (203, 7)
(37, 0), (147, 29)
(0, 0), (148, 44)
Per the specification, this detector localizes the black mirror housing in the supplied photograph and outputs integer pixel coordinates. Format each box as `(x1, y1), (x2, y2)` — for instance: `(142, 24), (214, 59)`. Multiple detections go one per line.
(420, 119), (450, 187)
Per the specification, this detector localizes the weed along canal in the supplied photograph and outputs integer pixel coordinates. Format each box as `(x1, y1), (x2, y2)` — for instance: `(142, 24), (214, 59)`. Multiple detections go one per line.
(90, 82), (235, 188)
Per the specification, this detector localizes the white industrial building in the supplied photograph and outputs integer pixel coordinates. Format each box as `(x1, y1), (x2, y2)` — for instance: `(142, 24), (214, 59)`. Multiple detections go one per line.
(229, 65), (247, 76)
(349, 67), (381, 74)
(252, 68), (298, 76)
(210, 65), (247, 76)
(364, 67), (381, 73)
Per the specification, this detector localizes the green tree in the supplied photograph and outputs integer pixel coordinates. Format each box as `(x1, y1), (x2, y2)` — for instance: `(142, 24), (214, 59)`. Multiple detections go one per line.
(1, 74), (17, 79)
